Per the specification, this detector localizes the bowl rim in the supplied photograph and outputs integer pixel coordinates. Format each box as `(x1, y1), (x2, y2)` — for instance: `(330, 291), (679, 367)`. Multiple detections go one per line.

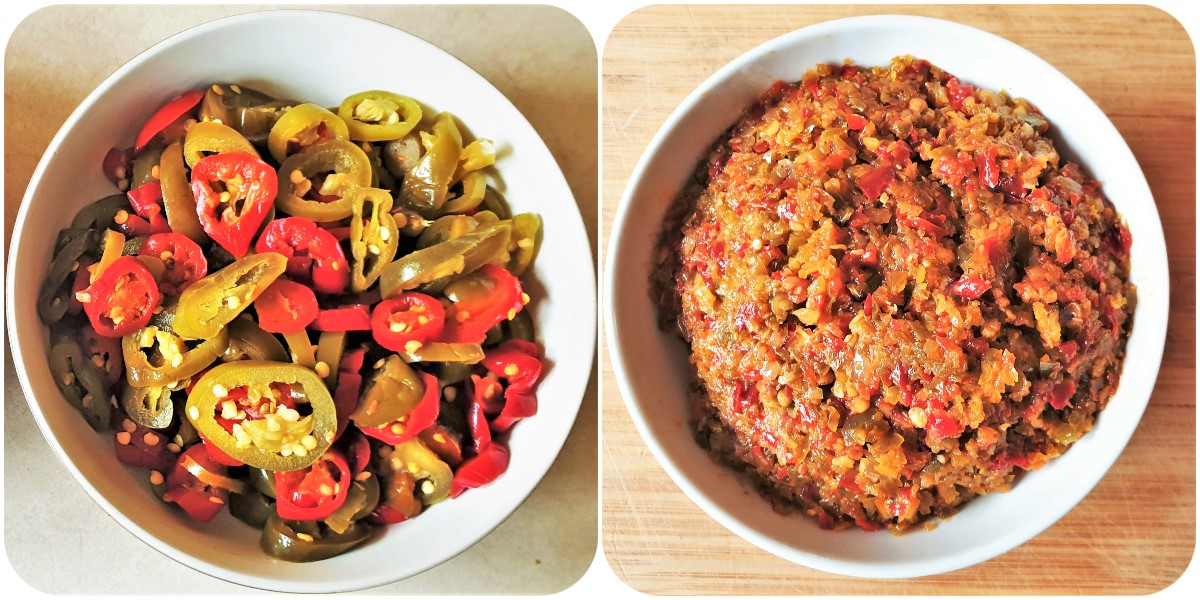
(7, 7), (596, 593)
(605, 13), (1169, 578)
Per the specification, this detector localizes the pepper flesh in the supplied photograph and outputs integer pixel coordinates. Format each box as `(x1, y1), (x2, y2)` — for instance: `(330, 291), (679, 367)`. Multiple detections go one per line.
(183, 120), (260, 168)
(399, 113), (461, 216)
(173, 252), (287, 340)
(268, 103), (350, 163)
(49, 341), (112, 430)
(122, 323), (228, 387)
(191, 152), (278, 258)
(261, 515), (371, 562)
(348, 187), (399, 292)
(275, 139), (372, 222)
(337, 90), (422, 142)
(350, 354), (423, 428)
(222, 315), (289, 362)
(378, 222), (511, 297)
(157, 140), (206, 242)
(185, 361), (337, 472)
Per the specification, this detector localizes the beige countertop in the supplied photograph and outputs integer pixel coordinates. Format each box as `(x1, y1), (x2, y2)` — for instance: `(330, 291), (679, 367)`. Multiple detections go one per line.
(3, 4), (597, 594)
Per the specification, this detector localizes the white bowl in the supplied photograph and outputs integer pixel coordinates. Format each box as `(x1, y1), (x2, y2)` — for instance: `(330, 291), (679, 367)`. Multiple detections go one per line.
(6, 10), (595, 593)
(606, 15), (1169, 578)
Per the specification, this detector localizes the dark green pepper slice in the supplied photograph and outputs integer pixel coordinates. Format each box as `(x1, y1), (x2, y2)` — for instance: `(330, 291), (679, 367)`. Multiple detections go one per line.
(173, 252), (287, 340)
(348, 187), (399, 293)
(377, 222), (511, 298)
(120, 381), (174, 429)
(261, 514), (372, 563)
(199, 84), (293, 145)
(183, 120), (259, 168)
(185, 361), (336, 471)
(479, 186), (511, 220)
(351, 354), (424, 428)
(49, 341), (112, 430)
(249, 467), (277, 498)
(504, 309), (536, 343)
(122, 324), (229, 387)
(275, 139), (372, 223)
(435, 362), (474, 385)
(222, 316), (289, 362)
(38, 229), (99, 325)
(230, 491), (276, 529)
(69, 194), (131, 232)
(399, 113), (461, 217)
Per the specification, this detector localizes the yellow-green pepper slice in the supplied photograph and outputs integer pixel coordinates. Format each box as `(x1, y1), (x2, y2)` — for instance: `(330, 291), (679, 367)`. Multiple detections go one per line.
(378, 222), (511, 298)
(348, 187), (399, 293)
(183, 120), (259, 168)
(275, 139), (372, 222)
(158, 140), (206, 242)
(185, 361), (336, 471)
(507, 212), (542, 276)
(268, 103), (350, 163)
(173, 252), (287, 340)
(337, 90), (422, 142)
(398, 342), (484, 364)
(399, 113), (461, 217)
(314, 331), (347, 390)
(199, 84), (293, 145)
(390, 438), (452, 505)
(122, 324), (229, 387)
(323, 470), (380, 535)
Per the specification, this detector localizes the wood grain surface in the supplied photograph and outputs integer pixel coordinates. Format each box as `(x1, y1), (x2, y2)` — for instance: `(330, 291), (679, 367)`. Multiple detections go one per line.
(601, 5), (1195, 595)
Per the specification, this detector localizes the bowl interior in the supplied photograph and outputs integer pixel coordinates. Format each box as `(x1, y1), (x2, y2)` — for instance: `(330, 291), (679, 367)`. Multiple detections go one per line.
(607, 15), (1168, 578)
(8, 10), (595, 593)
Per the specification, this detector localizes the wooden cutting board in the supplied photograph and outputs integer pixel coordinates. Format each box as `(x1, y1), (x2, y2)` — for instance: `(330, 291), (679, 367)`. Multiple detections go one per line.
(601, 4), (1195, 594)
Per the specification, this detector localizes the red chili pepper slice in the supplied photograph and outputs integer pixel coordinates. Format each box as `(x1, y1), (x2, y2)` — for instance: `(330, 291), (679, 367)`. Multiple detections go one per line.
(81, 325), (124, 385)
(367, 504), (412, 526)
(975, 148), (1000, 188)
(139, 233), (207, 296)
(371, 293), (446, 352)
(116, 208), (171, 237)
(466, 379), (493, 453)
(311, 305), (372, 331)
(135, 90), (203, 151)
(345, 430), (372, 475)
(450, 444), (509, 499)
(191, 152), (277, 258)
(162, 444), (230, 523)
(254, 279), (318, 334)
(853, 165), (894, 201)
(77, 255), (161, 338)
(471, 373), (505, 415)
(481, 340), (543, 431)
(441, 265), (526, 344)
(113, 421), (175, 473)
(201, 435), (246, 468)
(255, 217), (349, 294)
(128, 180), (164, 216)
(274, 448), (352, 521)
(360, 373), (440, 445)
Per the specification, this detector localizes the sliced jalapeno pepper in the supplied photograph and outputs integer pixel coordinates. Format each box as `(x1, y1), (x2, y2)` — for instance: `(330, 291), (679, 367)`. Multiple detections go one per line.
(314, 331), (347, 390)
(229, 491), (276, 529)
(398, 342), (484, 364)
(122, 324), (228, 387)
(199, 84), (293, 145)
(275, 139), (372, 222)
(120, 381), (175, 429)
(282, 330), (317, 369)
(39, 229), (100, 325)
(222, 316), (289, 362)
(323, 467), (379, 535)
(507, 212), (542, 276)
(350, 354), (423, 428)
(268, 103), (350, 163)
(173, 252), (287, 340)
(390, 438), (452, 505)
(399, 113), (460, 216)
(69, 194), (130, 233)
(337, 90), (422, 142)
(440, 264), (527, 344)
(415, 215), (476, 250)
(49, 341), (113, 430)
(348, 187), (399, 293)
(442, 170), (487, 215)
(261, 514), (371, 562)
(185, 361), (337, 472)
(377, 222), (511, 297)
(183, 120), (260, 169)
(158, 140), (206, 242)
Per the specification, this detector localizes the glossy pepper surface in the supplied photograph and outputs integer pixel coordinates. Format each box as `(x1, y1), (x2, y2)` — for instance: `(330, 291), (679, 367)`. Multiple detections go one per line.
(173, 252), (286, 339)
(191, 152), (278, 258)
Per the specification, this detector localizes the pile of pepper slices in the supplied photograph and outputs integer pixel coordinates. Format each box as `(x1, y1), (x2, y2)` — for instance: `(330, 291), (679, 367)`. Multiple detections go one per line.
(37, 84), (543, 561)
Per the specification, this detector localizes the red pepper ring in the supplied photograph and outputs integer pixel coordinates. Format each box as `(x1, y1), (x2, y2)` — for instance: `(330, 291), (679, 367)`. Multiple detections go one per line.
(371, 293), (445, 353)
(139, 233), (207, 296)
(450, 444), (509, 499)
(135, 90), (204, 151)
(76, 255), (161, 338)
(254, 279), (319, 334)
(481, 340), (542, 389)
(255, 217), (349, 294)
(359, 373), (440, 445)
(332, 347), (367, 443)
(466, 380), (493, 453)
(274, 447), (352, 521)
(191, 152), (278, 258)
